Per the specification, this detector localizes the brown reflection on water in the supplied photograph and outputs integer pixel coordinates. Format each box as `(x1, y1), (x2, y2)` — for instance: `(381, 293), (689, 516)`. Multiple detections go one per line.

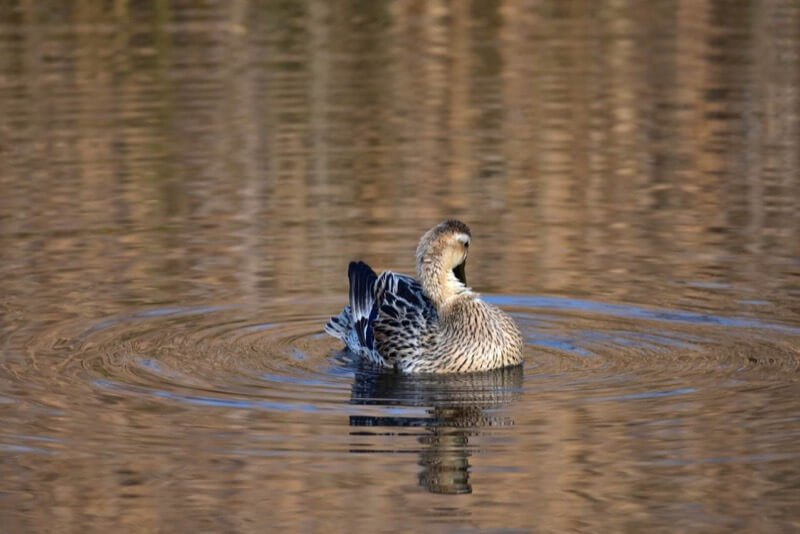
(1, 0), (798, 309)
(1, 0), (800, 532)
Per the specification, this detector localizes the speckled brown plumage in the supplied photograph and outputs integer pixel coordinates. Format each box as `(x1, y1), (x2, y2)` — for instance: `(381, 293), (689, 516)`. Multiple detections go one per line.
(325, 220), (523, 373)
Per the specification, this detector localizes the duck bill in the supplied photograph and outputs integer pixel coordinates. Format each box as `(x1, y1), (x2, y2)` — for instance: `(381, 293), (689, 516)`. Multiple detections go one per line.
(453, 261), (467, 286)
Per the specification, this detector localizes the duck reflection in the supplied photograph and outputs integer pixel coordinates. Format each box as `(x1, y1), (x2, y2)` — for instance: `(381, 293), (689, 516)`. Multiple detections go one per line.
(348, 364), (523, 494)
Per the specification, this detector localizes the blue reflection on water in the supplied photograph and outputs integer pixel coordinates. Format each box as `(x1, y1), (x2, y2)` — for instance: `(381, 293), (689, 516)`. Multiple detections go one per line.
(93, 379), (323, 412)
(491, 295), (800, 333)
(588, 387), (698, 403)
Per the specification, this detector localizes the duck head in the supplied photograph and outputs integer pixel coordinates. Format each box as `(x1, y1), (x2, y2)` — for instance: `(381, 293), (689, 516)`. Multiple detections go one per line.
(416, 220), (472, 306)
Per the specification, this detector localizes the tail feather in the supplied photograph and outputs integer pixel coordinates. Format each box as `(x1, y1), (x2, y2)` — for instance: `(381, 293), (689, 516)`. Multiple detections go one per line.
(348, 261), (378, 348)
(324, 306), (351, 341)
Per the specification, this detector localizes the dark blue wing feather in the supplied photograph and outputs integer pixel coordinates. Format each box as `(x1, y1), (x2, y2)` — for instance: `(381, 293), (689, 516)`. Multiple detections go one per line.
(348, 261), (378, 349)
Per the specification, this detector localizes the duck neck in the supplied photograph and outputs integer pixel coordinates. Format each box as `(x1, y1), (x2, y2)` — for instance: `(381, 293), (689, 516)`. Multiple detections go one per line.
(417, 260), (472, 309)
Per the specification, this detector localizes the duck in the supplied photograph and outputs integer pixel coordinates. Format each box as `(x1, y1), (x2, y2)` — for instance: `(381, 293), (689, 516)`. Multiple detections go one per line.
(325, 220), (523, 373)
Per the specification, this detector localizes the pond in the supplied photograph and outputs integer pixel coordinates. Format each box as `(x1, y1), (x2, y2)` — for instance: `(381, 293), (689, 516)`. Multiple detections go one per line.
(1, 1), (799, 532)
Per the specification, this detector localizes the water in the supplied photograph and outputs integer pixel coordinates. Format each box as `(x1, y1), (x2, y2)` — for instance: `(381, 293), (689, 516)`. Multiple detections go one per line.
(1, 1), (800, 531)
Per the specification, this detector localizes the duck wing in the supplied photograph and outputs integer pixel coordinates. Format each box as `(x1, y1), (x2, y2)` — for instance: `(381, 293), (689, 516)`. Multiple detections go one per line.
(372, 272), (438, 365)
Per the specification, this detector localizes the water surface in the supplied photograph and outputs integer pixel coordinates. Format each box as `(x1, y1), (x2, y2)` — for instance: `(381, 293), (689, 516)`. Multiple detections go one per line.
(1, 1), (800, 532)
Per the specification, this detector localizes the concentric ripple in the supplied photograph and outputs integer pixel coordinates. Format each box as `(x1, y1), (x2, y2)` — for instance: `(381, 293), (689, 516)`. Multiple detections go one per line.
(3, 294), (800, 503)
(67, 305), (352, 413)
(17, 295), (796, 419)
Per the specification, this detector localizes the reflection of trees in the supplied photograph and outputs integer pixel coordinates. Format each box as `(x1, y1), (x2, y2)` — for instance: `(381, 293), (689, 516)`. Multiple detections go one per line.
(349, 364), (522, 494)
(2, 0), (797, 315)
